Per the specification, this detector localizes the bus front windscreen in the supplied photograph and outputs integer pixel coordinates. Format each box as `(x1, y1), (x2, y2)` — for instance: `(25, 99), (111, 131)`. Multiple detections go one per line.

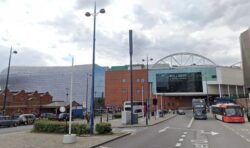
(225, 107), (243, 117)
(194, 107), (206, 115)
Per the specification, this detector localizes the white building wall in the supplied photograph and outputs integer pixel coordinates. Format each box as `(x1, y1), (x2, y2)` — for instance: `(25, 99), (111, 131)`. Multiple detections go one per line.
(216, 67), (244, 85)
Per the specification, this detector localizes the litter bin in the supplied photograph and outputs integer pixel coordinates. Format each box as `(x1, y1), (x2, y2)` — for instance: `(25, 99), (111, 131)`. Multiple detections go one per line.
(247, 112), (250, 122)
(132, 113), (138, 124)
(159, 111), (164, 117)
(151, 112), (155, 116)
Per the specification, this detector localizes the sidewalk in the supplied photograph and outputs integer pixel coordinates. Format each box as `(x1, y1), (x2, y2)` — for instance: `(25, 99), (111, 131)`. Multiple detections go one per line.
(0, 131), (128, 148)
(0, 114), (176, 148)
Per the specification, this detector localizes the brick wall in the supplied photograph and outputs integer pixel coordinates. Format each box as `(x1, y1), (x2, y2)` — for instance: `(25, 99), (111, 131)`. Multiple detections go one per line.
(0, 90), (53, 116)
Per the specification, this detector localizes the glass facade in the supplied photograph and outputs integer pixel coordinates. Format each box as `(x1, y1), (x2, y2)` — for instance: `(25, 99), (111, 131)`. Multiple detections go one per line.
(149, 66), (217, 94)
(156, 72), (203, 93)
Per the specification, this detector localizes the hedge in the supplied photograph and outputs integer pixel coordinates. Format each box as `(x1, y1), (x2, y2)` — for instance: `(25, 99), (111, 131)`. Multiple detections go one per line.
(95, 123), (112, 134)
(33, 120), (88, 135)
(113, 113), (121, 119)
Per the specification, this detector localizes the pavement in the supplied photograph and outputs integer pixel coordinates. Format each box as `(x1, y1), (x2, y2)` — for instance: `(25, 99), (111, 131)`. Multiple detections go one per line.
(0, 113), (176, 148)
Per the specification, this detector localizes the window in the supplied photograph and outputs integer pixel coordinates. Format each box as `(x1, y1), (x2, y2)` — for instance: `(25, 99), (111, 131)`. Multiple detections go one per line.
(141, 79), (145, 83)
(122, 79), (126, 83)
(136, 78), (140, 83)
(136, 89), (141, 94)
(212, 75), (217, 78)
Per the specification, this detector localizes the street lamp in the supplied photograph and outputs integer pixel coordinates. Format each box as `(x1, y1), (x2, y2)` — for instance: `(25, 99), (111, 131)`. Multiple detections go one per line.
(142, 56), (153, 126)
(65, 88), (69, 103)
(2, 47), (17, 115)
(85, 1), (105, 134)
(85, 73), (91, 113)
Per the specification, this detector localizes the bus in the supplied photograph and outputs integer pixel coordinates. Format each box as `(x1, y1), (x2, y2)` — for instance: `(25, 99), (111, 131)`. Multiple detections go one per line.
(123, 101), (145, 117)
(212, 103), (245, 123)
(192, 99), (207, 120)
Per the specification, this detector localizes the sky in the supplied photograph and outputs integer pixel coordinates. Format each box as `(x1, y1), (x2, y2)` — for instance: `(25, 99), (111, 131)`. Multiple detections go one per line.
(0, 0), (250, 72)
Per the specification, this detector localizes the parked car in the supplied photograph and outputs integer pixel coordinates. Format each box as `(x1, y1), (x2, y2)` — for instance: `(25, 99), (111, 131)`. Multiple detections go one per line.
(17, 114), (36, 125)
(41, 113), (56, 119)
(47, 113), (58, 120)
(58, 113), (73, 121)
(58, 113), (70, 121)
(177, 109), (186, 115)
(0, 116), (19, 127)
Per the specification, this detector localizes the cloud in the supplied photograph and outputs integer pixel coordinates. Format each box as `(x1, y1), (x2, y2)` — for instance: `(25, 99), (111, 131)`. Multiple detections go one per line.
(132, 5), (161, 29)
(75, 0), (111, 9)
(0, 45), (55, 72)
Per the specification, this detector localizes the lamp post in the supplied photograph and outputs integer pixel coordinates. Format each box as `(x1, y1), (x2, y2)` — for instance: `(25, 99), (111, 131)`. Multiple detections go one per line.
(2, 47), (17, 115)
(85, 1), (105, 134)
(85, 73), (91, 114)
(142, 56), (153, 126)
(204, 72), (209, 108)
(65, 88), (69, 103)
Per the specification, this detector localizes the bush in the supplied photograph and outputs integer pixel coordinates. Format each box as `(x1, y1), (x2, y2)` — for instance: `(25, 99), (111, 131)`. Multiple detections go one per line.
(95, 123), (112, 134)
(113, 113), (121, 119)
(33, 119), (88, 135)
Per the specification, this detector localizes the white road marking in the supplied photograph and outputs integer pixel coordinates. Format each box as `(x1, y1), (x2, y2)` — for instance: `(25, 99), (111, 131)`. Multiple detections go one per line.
(158, 127), (169, 133)
(201, 130), (219, 136)
(99, 147), (109, 148)
(121, 129), (137, 136)
(187, 117), (194, 128)
(184, 132), (187, 134)
(181, 135), (186, 138)
(179, 138), (184, 142)
(246, 139), (250, 142)
(175, 143), (182, 147)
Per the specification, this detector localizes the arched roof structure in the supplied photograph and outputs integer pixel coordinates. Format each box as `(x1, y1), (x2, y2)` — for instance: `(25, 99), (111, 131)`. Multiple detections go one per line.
(152, 52), (217, 68)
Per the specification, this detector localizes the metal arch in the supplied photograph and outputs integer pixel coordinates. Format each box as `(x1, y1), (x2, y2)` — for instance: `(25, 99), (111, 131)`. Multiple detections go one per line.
(152, 52), (217, 68)
(230, 61), (242, 67)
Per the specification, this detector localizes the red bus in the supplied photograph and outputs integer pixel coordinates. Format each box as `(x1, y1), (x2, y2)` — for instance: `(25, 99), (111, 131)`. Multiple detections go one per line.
(212, 103), (245, 123)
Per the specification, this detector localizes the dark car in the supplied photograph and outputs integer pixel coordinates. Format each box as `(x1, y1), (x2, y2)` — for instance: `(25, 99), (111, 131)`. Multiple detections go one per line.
(41, 113), (57, 120)
(0, 116), (19, 127)
(177, 109), (186, 115)
(58, 113), (70, 121)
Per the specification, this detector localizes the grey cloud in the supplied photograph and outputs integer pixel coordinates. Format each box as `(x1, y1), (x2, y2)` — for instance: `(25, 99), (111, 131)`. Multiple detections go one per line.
(165, 0), (250, 28)
(0, 45), (54, 72)
(133, 5), (161, 29)
(75, 0), (111, 9)
(1, 37), (8, 42)
(41, 12), (91, 48)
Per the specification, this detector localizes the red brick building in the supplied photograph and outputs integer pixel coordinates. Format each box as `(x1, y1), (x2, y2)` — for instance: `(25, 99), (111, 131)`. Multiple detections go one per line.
(105, 69), (149, 110)
(0, 90), (52, 116)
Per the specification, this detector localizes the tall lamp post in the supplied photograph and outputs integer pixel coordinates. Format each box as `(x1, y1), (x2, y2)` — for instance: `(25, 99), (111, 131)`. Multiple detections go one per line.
(142, 56), (153, 126)
(85, 73), (91, 113)
(85, 1), (105, 134)
(2, 47), (17, 115)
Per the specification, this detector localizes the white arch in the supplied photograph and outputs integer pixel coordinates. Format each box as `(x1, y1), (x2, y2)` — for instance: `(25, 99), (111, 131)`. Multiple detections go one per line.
(152, 52), (217, 68)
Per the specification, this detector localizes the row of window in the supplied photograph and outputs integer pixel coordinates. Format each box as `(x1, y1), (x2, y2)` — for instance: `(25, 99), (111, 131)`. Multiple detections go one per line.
(122, 78), (145, 83)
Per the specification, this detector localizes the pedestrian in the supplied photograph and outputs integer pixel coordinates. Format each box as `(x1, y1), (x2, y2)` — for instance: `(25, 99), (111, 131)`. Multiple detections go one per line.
(86, 112), (90, 124)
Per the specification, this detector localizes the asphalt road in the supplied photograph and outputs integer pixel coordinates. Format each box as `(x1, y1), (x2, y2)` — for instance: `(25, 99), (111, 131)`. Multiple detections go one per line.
(100, 111), (250, 148)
